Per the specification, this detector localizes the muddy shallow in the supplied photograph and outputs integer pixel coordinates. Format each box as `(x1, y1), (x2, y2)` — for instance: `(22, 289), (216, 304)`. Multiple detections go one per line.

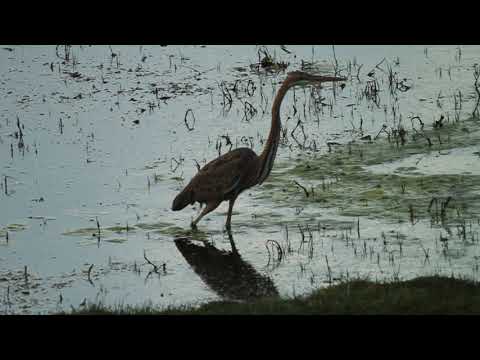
(1, 45), (480, 314)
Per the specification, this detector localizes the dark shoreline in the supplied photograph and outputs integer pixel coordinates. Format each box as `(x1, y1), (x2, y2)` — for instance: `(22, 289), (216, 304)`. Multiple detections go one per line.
(66, 275), (480, 315)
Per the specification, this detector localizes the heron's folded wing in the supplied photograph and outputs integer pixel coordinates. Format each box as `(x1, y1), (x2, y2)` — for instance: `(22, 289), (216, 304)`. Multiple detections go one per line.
(191, 150), (256, 201)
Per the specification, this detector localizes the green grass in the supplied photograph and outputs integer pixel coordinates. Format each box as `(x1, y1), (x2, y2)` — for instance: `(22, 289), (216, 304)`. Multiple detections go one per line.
(66, 276), (480, 315)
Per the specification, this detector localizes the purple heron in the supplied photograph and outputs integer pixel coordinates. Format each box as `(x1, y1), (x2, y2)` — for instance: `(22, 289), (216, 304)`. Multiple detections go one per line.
(172, 71), (346, 230)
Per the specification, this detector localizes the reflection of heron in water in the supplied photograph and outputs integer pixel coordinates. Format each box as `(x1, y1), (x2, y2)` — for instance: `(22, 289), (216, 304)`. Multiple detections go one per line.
(174, 233), (279, 301)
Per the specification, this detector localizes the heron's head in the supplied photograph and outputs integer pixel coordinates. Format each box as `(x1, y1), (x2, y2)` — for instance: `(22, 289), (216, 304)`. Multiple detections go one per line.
(286, 71), (347, 87)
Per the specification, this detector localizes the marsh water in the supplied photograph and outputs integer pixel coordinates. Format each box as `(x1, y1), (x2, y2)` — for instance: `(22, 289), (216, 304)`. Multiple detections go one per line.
(1, 45), (480, 314)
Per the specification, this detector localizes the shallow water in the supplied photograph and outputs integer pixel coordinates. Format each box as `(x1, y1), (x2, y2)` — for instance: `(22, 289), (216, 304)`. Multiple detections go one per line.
(367, 145), (480, 176)
(1, 45), (480, 314)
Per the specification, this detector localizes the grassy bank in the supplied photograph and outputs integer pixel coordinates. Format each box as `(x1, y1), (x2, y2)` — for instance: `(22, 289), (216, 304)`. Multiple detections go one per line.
(67, 276), (480, 315)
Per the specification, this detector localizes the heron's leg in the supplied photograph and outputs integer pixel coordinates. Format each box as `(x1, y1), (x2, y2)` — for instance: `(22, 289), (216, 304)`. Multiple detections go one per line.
(225, 196), (237, 230)
(226, 229), (238, 254)
(191, 200), (221, 229)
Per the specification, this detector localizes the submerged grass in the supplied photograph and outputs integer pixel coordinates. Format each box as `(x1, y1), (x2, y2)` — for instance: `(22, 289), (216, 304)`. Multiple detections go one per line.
(257, 117), (480, 223)
(1, 223), (28, 235)
(67, 276), (480, 315)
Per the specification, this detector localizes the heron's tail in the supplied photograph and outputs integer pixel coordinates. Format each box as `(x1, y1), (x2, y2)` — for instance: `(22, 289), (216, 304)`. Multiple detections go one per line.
(171, 188), (194, 211)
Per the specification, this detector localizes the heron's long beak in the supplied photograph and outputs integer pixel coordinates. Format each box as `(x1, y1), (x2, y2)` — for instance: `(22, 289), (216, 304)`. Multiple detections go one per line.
(312, 75), (347, 82)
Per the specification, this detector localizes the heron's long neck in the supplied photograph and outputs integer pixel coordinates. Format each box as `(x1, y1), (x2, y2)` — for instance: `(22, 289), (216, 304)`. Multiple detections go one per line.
(257, 81), (291, 185)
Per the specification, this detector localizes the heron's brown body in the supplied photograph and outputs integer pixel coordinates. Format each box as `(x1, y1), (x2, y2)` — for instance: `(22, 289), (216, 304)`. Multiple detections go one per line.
(172, 71), (346, 229)
(172, 147), (259, 208)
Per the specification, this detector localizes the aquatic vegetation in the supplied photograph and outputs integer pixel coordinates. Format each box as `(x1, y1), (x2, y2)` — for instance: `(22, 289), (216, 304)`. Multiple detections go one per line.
(62, 228), (100, 236)
(258, 116), (480, 224)
(0, 223), (28, 238)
